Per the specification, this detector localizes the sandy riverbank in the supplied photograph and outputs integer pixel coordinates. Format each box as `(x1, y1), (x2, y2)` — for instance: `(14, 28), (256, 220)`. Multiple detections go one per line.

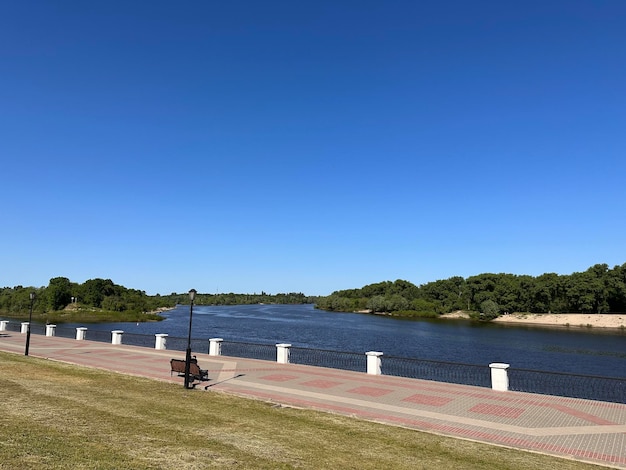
(440, 311), (626, 329)
(491, 313), (626, 329)
(146, 307), (175, 315)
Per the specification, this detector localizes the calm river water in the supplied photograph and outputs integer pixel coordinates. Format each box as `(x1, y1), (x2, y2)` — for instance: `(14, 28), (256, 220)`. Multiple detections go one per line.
(61, 304), (626, 378)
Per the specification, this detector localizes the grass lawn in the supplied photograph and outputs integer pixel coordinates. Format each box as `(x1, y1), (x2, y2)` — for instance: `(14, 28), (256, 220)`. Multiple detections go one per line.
(0, 352), (605, 470)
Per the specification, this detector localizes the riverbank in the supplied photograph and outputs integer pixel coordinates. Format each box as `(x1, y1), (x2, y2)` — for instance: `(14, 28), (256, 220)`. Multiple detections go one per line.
(491, 313), (626, 329)
(439, 311), (626, 329)
(146, 306), (175, 315)
(0, 305), (169, 324)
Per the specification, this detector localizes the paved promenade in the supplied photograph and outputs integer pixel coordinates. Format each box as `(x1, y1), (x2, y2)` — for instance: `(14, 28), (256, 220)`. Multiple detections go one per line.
(1, 331), (625, 468)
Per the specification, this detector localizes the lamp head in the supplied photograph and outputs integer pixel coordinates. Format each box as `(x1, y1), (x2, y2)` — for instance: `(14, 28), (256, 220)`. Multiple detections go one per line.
(189, 289), (197, 302)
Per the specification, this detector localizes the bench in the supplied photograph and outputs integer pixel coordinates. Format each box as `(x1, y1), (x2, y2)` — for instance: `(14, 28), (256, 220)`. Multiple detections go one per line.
(170, 357), (209, 383)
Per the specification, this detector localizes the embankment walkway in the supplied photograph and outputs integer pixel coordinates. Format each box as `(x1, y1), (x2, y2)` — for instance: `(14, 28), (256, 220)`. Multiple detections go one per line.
(1, 332), (625, 468)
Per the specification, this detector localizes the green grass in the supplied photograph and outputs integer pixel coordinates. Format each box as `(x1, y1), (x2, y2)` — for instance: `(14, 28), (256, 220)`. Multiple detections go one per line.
(0, 352), (605, 470)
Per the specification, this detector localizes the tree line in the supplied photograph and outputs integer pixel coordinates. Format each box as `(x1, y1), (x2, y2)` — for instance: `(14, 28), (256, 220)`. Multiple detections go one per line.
(0, 277), (166, 315)
(3, 263), (625, 320)
(156, 291), (314, 307)
(0, 277), (314, 317)
(315, 263), (626, 317)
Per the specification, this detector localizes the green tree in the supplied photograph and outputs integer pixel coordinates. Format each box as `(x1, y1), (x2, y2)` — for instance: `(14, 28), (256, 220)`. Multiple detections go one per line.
(566, 271), (600, 313)
(360, 281), (393, 298)
(420, 276), (467, 312)
(47, 277), (72, 311)
(532, 273), (559, 313)
(466, 273), (499, 309)
(367, 295), (387, 313)
(79, 278), (115, 308)
(480, 299), (500, 319)
(607, 263), (626, 312)
(388, 280), (420, 300)
(386, 293), (409, 312)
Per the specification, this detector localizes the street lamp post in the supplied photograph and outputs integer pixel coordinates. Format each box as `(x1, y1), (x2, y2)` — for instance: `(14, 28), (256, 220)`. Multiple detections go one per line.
(24, 292), (36, 356)
(184, 289), (197, 389)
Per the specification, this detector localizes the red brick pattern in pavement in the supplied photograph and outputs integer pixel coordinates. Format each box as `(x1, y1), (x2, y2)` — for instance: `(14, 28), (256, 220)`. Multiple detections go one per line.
(1, 331), (625, 469)
(469, 403), (526, 418)
(301, 379), (342, 389)
(402, 393), (453, 407)
(347, 386), (394, 397)
(259, 373), (299, 382)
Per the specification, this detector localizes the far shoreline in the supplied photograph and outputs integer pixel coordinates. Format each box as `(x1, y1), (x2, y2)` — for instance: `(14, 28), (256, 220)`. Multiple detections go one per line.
(438, 311), (626, 329)
(490, 312), (626, 329)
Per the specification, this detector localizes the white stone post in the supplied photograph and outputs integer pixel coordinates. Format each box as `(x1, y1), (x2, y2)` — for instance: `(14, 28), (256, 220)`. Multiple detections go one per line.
(0, 320), (8, 331)
(366, 351), (383, 375)
(489, 363), (510, 391)
(154, 333), (168, 350)
(111, 330), (124, 345)
(21, 322), (29, 334)
(76, 327), (87, 340)
(276, 343), (291, 364)
(209, 338), (223, 356)
(45, 324), (57, 337)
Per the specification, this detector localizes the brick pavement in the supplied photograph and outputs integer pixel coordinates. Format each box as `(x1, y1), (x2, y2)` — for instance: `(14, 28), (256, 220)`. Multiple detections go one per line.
(1, 331), (625, 468)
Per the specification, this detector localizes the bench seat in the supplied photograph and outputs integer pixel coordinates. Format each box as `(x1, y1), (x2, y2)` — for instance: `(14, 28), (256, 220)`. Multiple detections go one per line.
(170, 357), (208, 382)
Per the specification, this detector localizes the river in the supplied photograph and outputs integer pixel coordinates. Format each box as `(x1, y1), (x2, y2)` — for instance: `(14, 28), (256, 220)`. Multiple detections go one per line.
(58, 303), (626, 378)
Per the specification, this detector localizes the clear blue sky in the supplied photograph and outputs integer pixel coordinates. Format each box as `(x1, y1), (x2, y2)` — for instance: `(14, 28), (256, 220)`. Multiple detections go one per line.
(2, 1), (625, 296)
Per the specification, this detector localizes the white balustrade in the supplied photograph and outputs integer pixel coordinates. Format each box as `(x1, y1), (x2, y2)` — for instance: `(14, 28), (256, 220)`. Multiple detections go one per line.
(366, 351), (383, 375)
(111, 330), (124, 345)
(155, 333), (168, 350)
(209, 338), (223, 356)
(276, 343), (291, 364)
(489, 363), (510, 391)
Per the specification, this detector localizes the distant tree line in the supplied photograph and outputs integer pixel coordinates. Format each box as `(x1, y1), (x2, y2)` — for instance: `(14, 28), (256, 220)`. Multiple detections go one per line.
(0, 277), (315, 317)
(4, 263), (625, 320)
(315, 263), (626, 317)
(157, 291), (314, 307)
(0, 277), (169, 315)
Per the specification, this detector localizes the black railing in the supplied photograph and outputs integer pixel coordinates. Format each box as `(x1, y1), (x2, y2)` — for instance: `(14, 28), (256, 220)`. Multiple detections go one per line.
(166, 336), (195, 353)
(3, 323), (625, 403)
(3, 322), (22, 333)
(30, 324), (47, 335)
(383, 355), (491, 387)
(290, 347), (366, 373)
(55, 326), (79, 339)
(117, 332), (156, 348)
(221, 341), (277, 361)
(509, 368), (626, 404)
(86, 328), (111, 343)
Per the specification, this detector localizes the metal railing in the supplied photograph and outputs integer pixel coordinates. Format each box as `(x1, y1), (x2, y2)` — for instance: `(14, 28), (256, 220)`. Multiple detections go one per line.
(509, 368), (626, 403)
(3, 322), (625, 403)
(55, 326), (79, 339)
(290, 347), (366, 373)
(85, 328), (111, 343)
(221, 341), (277, 361)
(3, 322), (22, 333)
(382, 356), (491, 387)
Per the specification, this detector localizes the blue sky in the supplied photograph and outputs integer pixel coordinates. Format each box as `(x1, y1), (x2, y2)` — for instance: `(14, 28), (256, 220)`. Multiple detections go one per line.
(1, 1), (625, 296)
